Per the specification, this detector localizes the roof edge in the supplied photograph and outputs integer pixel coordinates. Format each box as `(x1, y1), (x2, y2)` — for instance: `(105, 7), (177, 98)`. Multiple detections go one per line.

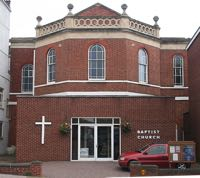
(160, 37), (190, 44)
(186, 26), (200, 50)
(10, 37), (36, 43)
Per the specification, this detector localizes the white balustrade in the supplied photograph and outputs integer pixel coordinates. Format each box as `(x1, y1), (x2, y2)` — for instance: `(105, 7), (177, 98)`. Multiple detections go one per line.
(36, 17), (159, 38)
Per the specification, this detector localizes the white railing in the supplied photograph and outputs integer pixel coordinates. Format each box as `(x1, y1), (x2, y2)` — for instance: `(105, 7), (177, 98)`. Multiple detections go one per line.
(36, 16), (159, 38)
(37, 19), (66, 37)
(129, 19), (157, 37)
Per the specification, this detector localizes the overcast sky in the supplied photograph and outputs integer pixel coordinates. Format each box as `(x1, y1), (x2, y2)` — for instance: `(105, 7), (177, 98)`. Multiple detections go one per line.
(10, 0), (199, 38)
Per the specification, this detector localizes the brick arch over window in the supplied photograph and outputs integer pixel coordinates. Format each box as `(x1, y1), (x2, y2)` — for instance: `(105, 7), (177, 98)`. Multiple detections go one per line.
(47, 48), (56, 83)
(173, 55), (184, 86)
(21, 64), (33, 92)
(88, 44), (105, 80)
(138, 48), (148, 83)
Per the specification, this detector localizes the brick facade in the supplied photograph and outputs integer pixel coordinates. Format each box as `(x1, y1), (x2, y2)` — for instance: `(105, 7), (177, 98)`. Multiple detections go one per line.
(187, 27), (200, 160)
(9, 3), (190, 162)
(16, 96), (175, 162)
(0, 161), (41, 176)
(9, 47), (34, 146)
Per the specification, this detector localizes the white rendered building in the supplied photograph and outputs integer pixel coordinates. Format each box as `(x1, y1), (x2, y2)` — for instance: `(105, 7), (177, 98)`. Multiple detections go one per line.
(0, 0), (10, 154)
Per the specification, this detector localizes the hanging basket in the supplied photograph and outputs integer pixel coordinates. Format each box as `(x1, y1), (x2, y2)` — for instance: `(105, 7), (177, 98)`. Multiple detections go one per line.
(121, 122), (132, 133)
(59, 122), (71, 135)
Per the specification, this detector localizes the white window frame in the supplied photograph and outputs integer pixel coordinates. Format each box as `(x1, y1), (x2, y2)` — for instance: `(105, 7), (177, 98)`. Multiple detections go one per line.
(47, 49), (56, 83)
(173, 55), (184, 87)
(70, 117), (121, 161)
(88, 44), (106, 81)
(138, 49), (148, 83)
(21, 64), (33, 93)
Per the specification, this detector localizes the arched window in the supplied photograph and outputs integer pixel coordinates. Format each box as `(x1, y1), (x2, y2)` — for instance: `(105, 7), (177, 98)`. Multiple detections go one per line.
(173, 55), (184, 86)
(138, 49), (148, 83)
(88, 44), (105, 80)
(21, 64), (33, 92)
(47, 49), (56, 82)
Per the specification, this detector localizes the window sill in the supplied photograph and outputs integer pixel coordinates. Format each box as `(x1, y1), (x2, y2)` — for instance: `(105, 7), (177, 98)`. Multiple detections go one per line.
(138, 81), (148, 85)
(47, 81), (56, 85)
(87, 79), (106, 83)
(21, 92), (33, 94)
(173, 85), (185, 88)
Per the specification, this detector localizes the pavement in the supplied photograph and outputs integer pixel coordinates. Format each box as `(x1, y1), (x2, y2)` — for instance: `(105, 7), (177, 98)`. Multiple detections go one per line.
(42, 161), (129, 178)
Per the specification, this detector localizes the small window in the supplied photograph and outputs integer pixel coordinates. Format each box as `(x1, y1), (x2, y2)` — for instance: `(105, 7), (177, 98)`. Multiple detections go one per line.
(21, 64), (33, 92)
(47, 49), (56, 82)
(88, 44), (105, 80)
(138, 49), (148, 83)
(173, 55), (184, 86)
(0, 88), (3, 108)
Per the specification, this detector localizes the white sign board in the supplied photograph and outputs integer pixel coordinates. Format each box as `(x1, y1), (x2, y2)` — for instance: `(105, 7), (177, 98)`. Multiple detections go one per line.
(80, 148), (89, 157)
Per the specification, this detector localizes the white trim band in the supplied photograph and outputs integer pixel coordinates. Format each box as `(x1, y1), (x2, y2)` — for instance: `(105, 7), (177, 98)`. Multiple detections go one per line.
(175, 96), (189, 101)
(9, 92), (33, 95)
(34, 80), (188, 89)
(43, 91), (154, 97)
(7, 102), (17, 105)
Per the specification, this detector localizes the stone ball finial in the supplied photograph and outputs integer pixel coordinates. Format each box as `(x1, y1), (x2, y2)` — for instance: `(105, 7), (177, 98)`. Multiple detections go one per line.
(67, 3), (74, 16)
(153, 16), (159, 26)
(36, 16), (42, 27)
(121, 4), (128, 16)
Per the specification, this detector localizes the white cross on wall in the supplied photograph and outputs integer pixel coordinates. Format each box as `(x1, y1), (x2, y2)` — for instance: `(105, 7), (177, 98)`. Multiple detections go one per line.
(35, 116), (52, 144)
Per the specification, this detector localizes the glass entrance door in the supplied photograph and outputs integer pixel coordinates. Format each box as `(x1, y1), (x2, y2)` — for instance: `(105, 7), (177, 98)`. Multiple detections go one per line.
(97, 126), (112, 160)
(78, 125), (113, 160)
(79, 126), (95, 160)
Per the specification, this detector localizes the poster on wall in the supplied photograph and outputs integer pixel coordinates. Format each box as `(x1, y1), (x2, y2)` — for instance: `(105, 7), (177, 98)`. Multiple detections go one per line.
(183, 145), (195, 161)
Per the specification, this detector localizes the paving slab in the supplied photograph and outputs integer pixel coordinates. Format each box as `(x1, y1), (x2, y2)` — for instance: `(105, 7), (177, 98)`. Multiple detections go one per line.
(42, 161), (129, 178)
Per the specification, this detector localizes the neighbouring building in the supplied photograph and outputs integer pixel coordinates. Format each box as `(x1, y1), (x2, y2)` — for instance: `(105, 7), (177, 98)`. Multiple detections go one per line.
(186, 27), (200, 161)
(9, 3), (190, 162)
(0, 0), (11, 154)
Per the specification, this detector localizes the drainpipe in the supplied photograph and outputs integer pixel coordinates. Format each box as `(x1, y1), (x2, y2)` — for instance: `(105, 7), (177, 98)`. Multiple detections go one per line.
(33, 49), (36, 96)
(176, 124), (178, 141)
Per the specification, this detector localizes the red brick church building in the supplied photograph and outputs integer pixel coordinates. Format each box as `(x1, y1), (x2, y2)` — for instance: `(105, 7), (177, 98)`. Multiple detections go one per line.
(9, 3), (189, 162)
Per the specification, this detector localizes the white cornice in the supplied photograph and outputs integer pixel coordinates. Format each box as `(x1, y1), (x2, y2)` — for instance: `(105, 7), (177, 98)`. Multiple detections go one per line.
(35, 31), (160, 48)
(10, 43), (35, 49)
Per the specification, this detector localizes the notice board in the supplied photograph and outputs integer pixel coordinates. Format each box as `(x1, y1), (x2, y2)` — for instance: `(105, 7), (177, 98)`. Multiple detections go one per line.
(168, 141), (196, 163)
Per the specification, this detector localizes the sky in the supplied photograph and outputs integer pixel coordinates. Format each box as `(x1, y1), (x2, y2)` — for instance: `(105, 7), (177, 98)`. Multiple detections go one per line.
(10, 0), (199, 38)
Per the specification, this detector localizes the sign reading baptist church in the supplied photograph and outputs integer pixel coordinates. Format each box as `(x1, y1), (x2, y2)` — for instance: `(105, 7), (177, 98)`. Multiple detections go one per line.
(137, 129), (160, 140)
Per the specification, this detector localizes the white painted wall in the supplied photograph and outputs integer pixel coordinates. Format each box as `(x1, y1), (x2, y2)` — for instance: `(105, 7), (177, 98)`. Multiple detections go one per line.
(0, 0), (10, 154)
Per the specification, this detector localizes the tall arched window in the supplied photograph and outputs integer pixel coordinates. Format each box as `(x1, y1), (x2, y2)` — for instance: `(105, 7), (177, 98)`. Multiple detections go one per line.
(88, 44), (105, 80)
(21, 64), (33, 92)
(47, 49), (56, 82)
(173, 55), (184, 86)
(138, 49), (148, 83)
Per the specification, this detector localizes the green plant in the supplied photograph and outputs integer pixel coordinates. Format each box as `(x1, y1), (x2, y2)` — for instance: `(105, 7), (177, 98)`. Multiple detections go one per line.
(23, 172), (32, 176)
(59, 122), (71, 135)
(121, 122), (132, 133)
